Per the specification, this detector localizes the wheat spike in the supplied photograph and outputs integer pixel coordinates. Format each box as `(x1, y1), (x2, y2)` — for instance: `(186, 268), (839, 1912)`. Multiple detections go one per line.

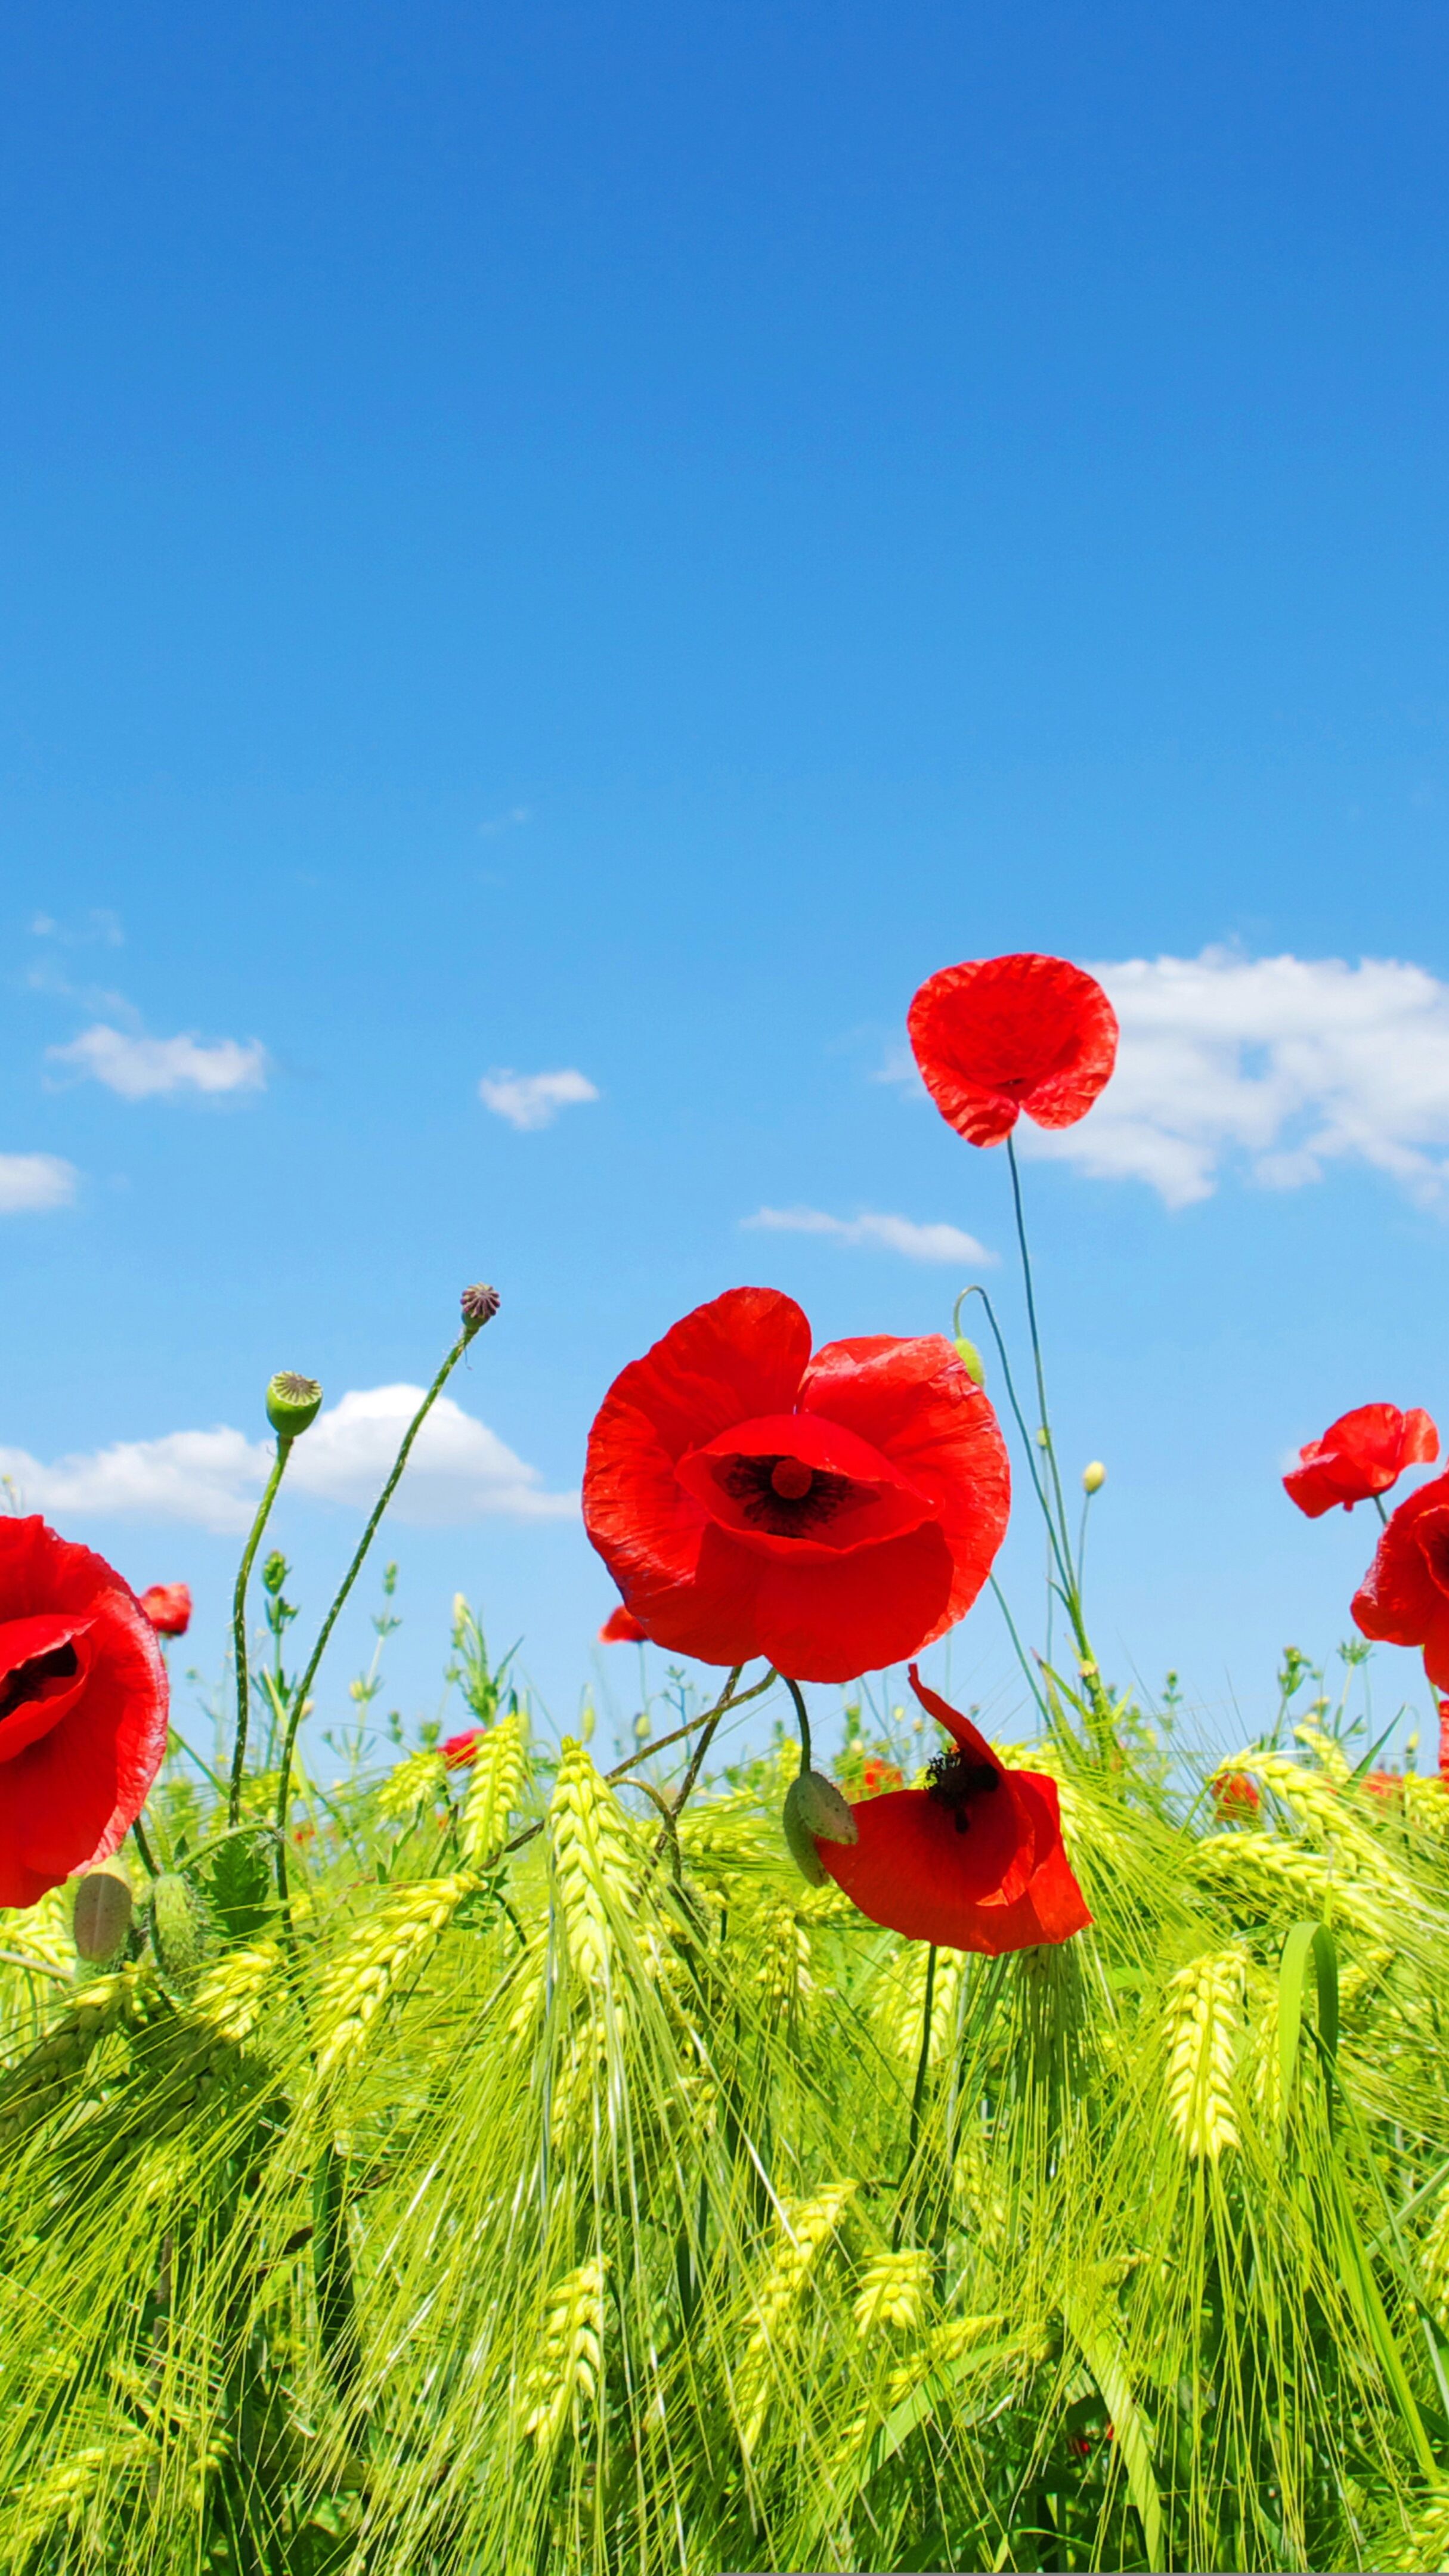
(189, 1941), (283, 2048)
(518, 2257), (608, 2450)
(459, 1707), (529, 1863)
(315, 1875), (476, 2079)
(549, 1739), (639, 1987)
(853, 2247), (930, 2336)
(1165, 1947), (1244, 2159)
(376, 1747), (448, 1821)
(737, 2182), (856, 2447)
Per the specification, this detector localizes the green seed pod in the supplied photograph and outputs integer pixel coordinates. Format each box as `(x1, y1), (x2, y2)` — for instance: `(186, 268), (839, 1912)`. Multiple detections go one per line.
(1082, 1460), (1107, 1494)
(262, 1549), (288, 1596)
(266, 1372), (323, 1438)
(953, 1335), (986, 1388)
(72, 1865), (134, 1964)
(782, 1770), (858, 1888)
(150, 1873), (212, 1987)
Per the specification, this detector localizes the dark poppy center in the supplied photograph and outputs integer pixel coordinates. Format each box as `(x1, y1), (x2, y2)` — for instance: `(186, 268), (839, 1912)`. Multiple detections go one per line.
(770, 1457), (814, 1501)
(714, 1452), (855, 1538)
(0, 1640), (80, 1723)
(927, 1745), (1000, 1837)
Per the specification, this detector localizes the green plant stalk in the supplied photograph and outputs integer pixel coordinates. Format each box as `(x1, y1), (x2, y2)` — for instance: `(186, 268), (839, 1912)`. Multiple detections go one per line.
(785, 1676), (813, 1773)
(894, 1942), (938, 2249)
(228, 1436), (293, 1828)
(273, 1317), (487, 1908)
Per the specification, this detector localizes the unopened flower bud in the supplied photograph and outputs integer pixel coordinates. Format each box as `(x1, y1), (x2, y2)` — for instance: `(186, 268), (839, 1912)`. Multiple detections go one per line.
(150, 1872), (212, 1987)
(1082, 1460), (1107, 1494)
(953, 1336), (986, 1388)
(262, 1550), (287, 1596)
(73, 1865), (134, 1963)
(782, 1770), (857, 1887)
(266, 1373), (323, 1438)
(461, 1283), (501, 1333)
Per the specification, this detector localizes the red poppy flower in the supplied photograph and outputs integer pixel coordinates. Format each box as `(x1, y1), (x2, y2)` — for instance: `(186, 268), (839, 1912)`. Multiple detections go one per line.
(1284, 1404), (1438, 1518)
(599, 1604), (647, 1645)
(0, 1516), (168, 1909)
(139, 1581), (192, 1638)
(583, 1289), (1010, 1684)
(907, 954), (1119, 1150)
(1212, 1771), (1261, 1820)
(442, 1726), (486, 1771)
(816, 1665), (1091, 1952)
(861, 1755), (904, 1795)
(1352, 1470), (1449, 1690)
(1439, 1698), (1449, 1779)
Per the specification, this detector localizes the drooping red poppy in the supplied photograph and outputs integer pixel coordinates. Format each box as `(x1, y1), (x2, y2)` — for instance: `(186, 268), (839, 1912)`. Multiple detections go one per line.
(816, 1665), (1090, 1952)
(907, 954), (1119, 1150)
(0, 1516), (168, 1909)
(1284, 1404), (1438, 1519)
(583, 1289), (1011, 1685)
(442, 1726), (486, 1770)
(1352, 1470), (1449, 1691)
(139, 1581), (192, 1637)
(599, 1604), (647, 1645)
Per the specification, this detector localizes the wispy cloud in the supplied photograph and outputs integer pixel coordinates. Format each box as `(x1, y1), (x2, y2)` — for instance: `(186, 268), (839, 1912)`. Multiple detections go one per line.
(0, 1153), (78, 1213)
(478, 805), (532, 838)
(883, 949), (1449, 1210)
(743, 1206), (994, 1265)
(47, 1025), (269, 1101)
(479, 1068), (600, 1131)
(30, 909), (123, 947)
(0, 1387), (577, 1533)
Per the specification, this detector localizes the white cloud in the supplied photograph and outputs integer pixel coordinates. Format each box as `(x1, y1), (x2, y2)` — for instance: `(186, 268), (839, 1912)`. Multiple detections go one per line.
(478, 805), (532, 837)
(0, 1388), (576, 1534)
(479, 1068), (599, 1131)
(47, 1024), (268, 1101)
(886, 949), (1449, 1210)
(0, 1153), (78, 1213)
(744, 1206), (995, 1265)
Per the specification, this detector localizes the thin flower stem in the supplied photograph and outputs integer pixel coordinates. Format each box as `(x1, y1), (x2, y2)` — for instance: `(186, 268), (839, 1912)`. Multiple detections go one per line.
(894, 1942), (938, 2248)
(785, 1677), (813, 1773)
(1005, 1134), (1074, 1562)
(131, 1815), (160, 1878)
(228, 1437), (292, 1828)
(956, 1284), (1074, 1599)
(490, 1668), (778, 1869)
(1374, 1495), (1391, 1527)
(989, 1576), (1054, 1729)
(273, 1314), (490, 1917)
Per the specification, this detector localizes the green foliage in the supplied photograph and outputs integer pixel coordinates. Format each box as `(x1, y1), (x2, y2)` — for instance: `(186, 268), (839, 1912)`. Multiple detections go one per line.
(5, 1668), (1449, 2572)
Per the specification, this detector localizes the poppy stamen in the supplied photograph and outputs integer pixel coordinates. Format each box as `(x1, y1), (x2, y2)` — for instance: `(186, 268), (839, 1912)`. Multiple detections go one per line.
(714, 1453), (856, 1537)
(770, 1457), (814, 1501)
(927, 1745), (999, 1835)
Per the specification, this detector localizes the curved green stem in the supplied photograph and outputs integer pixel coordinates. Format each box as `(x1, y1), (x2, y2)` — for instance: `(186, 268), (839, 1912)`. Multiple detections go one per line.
(1005, 1134), (1074, 1562)
(273, 1315), (486, 1915)
(785, 1677), (813, 1773)
(229, 1438), (293, 1828)
(131, 1814), (160, 1878)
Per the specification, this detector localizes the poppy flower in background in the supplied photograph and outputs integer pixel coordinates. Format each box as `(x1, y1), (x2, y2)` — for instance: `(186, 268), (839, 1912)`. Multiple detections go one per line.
(139, 1581), (192, 1638)
(860, 1756), (904, 1796)
(583, 1288), (1011, 1684)
(1351, 1470), (1449, 1690)
(1283, 1404), (1438, 1519)
(599, 1603), (648, 1645)
(0, 1516), (168, 1909)
(816, 1665), (1091, 1953)
(1212, 1772), (1261, 1821)
(908, 953), (1119, 1150)
(442, 1726), (486, 1770)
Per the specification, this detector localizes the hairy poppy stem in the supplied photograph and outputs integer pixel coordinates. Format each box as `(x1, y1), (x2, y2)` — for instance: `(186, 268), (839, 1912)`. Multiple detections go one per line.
(1374, 1494), (1391, 1526)
(228, 1436), (293, 1829)
(131, 1813), (160, 1878)
(273, 1296), (498, 1921)
(785, 1677), (813, 1773)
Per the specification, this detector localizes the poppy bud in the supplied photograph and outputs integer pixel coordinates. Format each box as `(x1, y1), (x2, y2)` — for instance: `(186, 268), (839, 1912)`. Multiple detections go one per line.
(262, 1550), (287, 1596)
(461, 1283), (501, 1333)
(150, 1873), (212, 1986)
(782, 1769), (858, 1888)
(73, 1865), (134, 1963)
(266, 1373), (323, 1439)
(1082, 1460), (1107, 1494)
(953, 1336), (986, 1388)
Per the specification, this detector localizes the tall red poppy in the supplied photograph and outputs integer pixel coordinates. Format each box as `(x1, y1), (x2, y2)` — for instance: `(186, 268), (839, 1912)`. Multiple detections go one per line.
(908, 954), (1119, 1149)
(139, 1581), (193, 1638)
(599, 1603), (648, 1645)
(0, 1516), (169, 1909)
(816, 1667), (1090, 1952)
(583, 1289), (1010, 1684)
(1284, 1404), (1438, 1518)
(442, 1725), (485, 1770)
(1352, 1470), (1449, 1690)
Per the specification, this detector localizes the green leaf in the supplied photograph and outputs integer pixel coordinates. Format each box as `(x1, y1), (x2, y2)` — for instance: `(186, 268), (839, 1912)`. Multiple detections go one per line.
(197, 1831), (274, 1943)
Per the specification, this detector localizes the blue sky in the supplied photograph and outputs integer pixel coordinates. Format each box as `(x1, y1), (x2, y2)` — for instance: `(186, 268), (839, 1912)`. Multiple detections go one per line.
(5, 1), (1449, 1771)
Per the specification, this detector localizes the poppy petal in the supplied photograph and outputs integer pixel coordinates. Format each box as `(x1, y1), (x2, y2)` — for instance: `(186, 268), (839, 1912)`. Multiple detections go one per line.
(908, 955), (1119, 1148)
